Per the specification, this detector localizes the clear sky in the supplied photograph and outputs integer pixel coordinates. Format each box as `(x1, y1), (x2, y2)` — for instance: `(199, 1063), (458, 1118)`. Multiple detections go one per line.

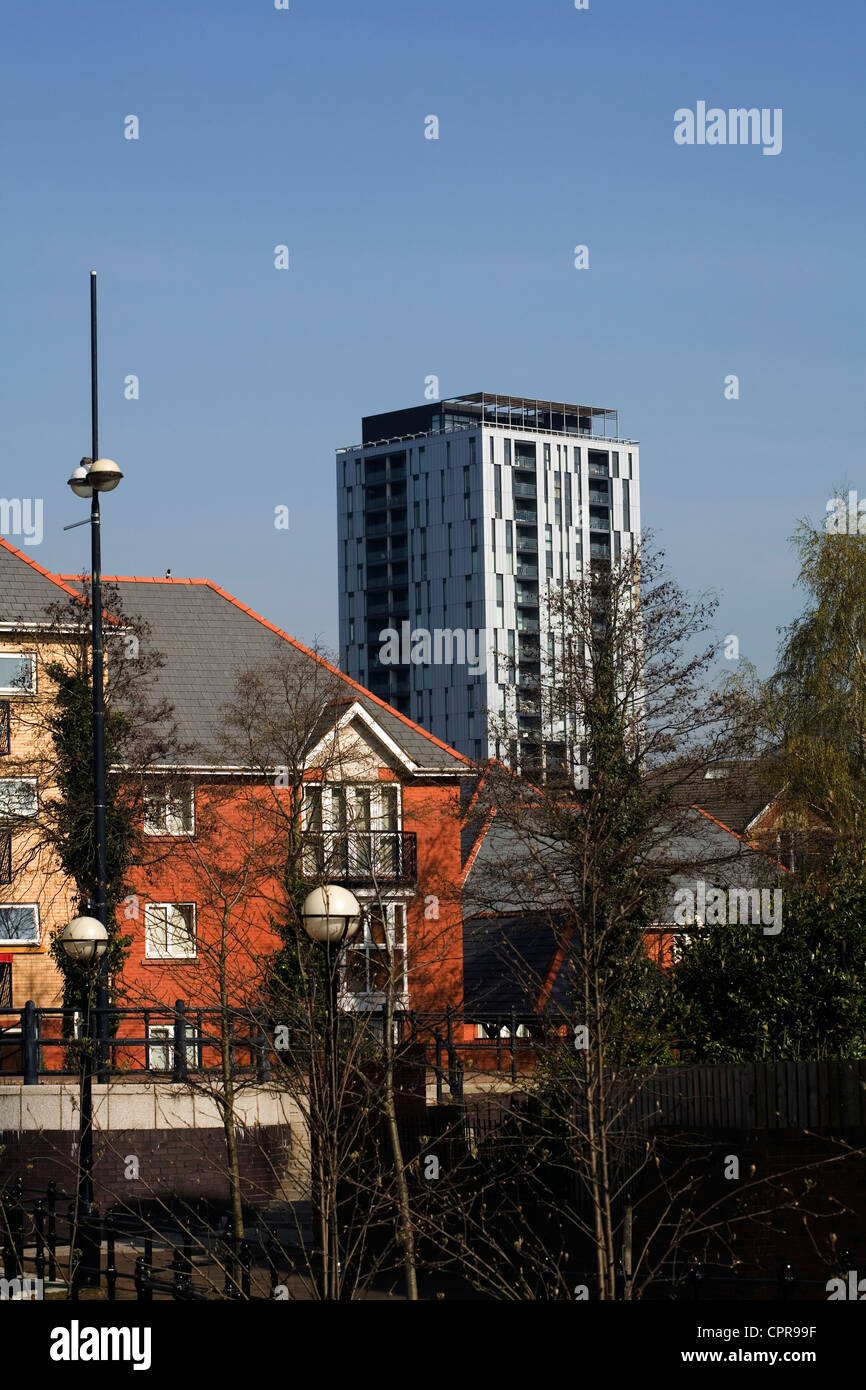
(2, 0), (862, 675)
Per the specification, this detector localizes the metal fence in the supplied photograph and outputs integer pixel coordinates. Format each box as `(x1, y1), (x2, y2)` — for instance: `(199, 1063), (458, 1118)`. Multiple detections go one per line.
(0, 1177), (294, 1301)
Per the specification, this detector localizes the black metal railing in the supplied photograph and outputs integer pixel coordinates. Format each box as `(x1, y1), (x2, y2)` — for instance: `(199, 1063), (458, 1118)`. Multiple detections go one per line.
(0, 1177), (288, 1300)
(0, 1000), (535, 1092)
(302, 829), (417, 886)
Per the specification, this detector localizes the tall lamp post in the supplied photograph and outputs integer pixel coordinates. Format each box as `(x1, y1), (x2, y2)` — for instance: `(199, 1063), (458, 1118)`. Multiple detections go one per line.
(66, 271), (123, 1082)
(60, 913), (108, 1292)
(301, 885), (362, 1300)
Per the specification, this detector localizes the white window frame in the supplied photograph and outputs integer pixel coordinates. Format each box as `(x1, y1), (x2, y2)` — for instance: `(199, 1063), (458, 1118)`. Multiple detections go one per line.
(302, 782), (402, 879)
(147, 1023), (199, 1072)
(0, 779), (37, 818)
(144, 902), (197, 960)
(344, 901), (408, 1005)
(0, 903), (39, 944)
(144, 783), (195, 837)
(475, 1021), (530, 1040)
(0, 653), (35, 696)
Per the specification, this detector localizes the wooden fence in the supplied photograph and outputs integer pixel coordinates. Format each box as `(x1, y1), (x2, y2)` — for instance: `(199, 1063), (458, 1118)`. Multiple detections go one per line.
(627, 1060), (866, 1131)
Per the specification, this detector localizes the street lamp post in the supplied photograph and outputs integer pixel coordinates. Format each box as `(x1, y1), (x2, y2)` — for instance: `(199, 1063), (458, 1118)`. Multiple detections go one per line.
(300, 885), (362, 1300)
(60, 913), (108, 1293)
(66, 272), (123, 1083)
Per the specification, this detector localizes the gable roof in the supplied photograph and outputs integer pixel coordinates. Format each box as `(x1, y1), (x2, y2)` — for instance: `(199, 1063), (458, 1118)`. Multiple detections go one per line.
(0, 539), (470, 774)
(87, 576), (471, 774)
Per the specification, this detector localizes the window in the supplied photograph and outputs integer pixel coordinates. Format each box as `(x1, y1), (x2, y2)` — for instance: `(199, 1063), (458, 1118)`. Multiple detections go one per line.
(0, 654), (35, 695)
(506, 521), (513, 572)
(0, 701), (9, 756)
(468, 437), (476, 466)
(544, 443), (551, 469)
(144, 785), (194, 836)
(475, 1021), (529, 1039)
(145, 903), (196, 959)
(0, 904), (38, 943)
(612, 451), (620, 478)
(494, 464), (502, 518)
(622, 477), (631, 532)
(304, 783), (403, 880)
(346, 903), (407, 998)
(0, 831), (10, 884)
(504, 439), (511, 467)
(0, 780), (37, 818)
(463, 465), (471, 519)
(488, 436), (495, 465)
(147, 1023), (199, 1072)
(496, 574), (504, 624)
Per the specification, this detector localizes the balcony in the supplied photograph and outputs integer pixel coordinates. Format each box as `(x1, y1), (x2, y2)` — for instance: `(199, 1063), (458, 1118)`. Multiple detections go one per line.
(588, 461), (608, 478)
(513, 481), (537, 498)
(514, 505), (538, 523)
(588, 486), (609, 504)
(302, 830), (418, 887)
(516, 562), (538, 579)
(516, 615), (540, 633)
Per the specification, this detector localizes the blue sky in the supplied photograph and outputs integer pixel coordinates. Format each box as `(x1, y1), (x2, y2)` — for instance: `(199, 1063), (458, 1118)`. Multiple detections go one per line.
(1, 0), (862, 674)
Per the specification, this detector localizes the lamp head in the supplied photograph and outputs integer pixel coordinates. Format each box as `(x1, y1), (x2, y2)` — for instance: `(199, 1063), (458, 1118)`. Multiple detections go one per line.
(301, 885), (362, 944)
(67, 458), (93, 499)
(88, 458), (123, 492)
(60, 914), (109, 962)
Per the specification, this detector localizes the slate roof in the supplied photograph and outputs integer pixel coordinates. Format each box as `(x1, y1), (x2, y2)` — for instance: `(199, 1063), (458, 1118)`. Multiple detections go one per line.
(462, 802), (791, 1012)
(99, 578), (470, 773)
(0, 539), (82, 626)
(0, 540), (469, 774)
(650, 760), (776, 837)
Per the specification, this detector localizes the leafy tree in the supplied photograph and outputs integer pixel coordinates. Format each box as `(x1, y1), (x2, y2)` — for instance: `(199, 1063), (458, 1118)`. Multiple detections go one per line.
(759, 512), (866, 856)
(668, 854), (866, 1061)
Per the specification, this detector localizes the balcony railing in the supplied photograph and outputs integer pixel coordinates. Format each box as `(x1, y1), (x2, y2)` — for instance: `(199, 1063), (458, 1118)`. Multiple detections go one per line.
(302, 830), (418, 886)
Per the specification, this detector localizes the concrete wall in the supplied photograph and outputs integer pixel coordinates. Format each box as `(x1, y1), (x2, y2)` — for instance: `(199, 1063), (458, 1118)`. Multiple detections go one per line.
(0, 1082), (311, 1205)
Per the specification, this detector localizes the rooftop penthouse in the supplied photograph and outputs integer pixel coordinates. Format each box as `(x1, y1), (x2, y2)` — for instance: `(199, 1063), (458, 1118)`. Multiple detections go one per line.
(339, 392), (633, 452)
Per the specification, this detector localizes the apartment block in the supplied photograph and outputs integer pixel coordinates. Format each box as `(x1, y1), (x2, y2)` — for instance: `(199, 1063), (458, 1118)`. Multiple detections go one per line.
(337, 392), (640, 762)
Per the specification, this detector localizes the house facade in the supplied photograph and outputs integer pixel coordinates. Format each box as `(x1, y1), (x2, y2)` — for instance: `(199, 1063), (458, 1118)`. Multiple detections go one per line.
(0, 540), (474, 1029)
